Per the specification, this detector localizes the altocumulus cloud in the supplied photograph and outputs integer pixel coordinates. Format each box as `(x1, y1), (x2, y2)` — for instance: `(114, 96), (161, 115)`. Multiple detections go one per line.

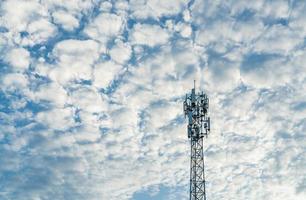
(0, 0), (306, 199)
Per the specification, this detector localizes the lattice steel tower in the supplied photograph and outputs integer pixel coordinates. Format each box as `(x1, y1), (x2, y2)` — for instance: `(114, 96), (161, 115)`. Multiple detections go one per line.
(183, 82), (210, 200)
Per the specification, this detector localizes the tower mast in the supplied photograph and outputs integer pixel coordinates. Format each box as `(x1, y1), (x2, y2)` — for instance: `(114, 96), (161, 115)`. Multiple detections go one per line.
(183, 82), (210, 200)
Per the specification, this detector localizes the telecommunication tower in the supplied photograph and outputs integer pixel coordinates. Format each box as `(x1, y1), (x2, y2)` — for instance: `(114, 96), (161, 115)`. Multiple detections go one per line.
(183, 81), (210, 200)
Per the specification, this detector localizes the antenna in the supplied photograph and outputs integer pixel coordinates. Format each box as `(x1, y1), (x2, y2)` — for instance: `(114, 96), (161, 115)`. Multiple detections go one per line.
(183, 83), (210, 200)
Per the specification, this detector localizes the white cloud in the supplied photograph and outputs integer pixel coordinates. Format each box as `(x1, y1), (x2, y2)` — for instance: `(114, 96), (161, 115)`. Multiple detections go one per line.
(49, 39), (99, 85)
(2, 73), (28, 91)
(109, 107), (139, 133)
(114, 0), (129, 14)
(5, 48), (30, 71)
(0, 0), (57, 46)
(260, 0), (289, 19)
(33, 61), (54, 77)
(195, 18), (265, 47)
(52, 10), (79, 31)
(93, 61), (123, 88)
(36, 107), (75, 130)
(130, 23), (170, 47)
(289, 1), (306, 36)
(84, 13), (124, 42)
(53, 39), (99, 64)
(147, 102), (181, 130)
(68, 86), (108, 113)
(1, 1), (306, 200)
(77, 111), (106, 133)
(229, 0), (265, 15)
(109, 39), (132, 64)
(43, 0), (94, 15)
(113, 84), (155, 110)
(253, 24), (302, 54)
(183, 9), (191, 22)
(115, 43), (202, 104)
(204, 59), (241, 92)
(0, 0), (47, 32)
(174, 22), (192, 38)
(24, 18), (57, 45)
(32, 82), (68, 108)
(99, 1), (113, 12)
(130, 0), (188, 19)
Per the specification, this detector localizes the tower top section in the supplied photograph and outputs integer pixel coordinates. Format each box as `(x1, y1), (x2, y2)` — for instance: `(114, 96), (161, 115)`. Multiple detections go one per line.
(183, 82), (210, 140)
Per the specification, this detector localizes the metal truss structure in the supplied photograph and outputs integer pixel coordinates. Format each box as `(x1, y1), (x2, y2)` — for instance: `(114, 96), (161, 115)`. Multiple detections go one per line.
(184, 83), (210, 200)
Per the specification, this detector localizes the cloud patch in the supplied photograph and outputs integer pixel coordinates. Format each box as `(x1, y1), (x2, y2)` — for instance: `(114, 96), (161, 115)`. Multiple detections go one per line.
(0, 0), (306, 200)
(5, 48), (30, 71)
(130, 24), (170, 47)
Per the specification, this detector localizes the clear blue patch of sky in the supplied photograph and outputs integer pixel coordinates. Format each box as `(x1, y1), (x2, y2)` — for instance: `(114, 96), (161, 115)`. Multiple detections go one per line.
(240, 52), (281, 72)
(0, 60), (12, 74)
(0, 90), (11, 113)
(263, 17), (289, 26)
(292, 101), (306, 111)
(132, 185), (187, 200)
(0, 26), (9, 33)
(235, 9), (256, 22)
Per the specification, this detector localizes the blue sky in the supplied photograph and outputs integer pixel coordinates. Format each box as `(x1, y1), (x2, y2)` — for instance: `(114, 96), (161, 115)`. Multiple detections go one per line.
(0, 0), (306, 199)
